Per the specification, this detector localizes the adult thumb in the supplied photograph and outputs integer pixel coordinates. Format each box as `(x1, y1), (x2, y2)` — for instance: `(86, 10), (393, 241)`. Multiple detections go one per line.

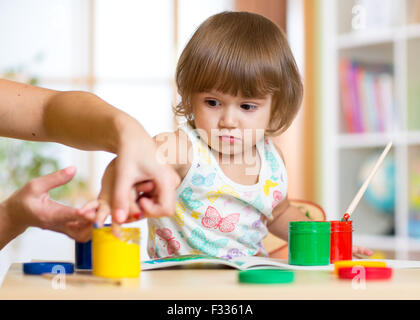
(32, 166), (77, 194)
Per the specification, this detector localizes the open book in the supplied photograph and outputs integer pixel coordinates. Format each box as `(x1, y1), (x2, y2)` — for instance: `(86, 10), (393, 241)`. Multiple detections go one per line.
(141, 254), (334, 271)
(142, 254), (420, 271)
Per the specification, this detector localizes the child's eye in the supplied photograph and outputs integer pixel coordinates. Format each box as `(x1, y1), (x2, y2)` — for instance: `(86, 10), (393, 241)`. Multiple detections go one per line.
(205, 99), (220, 107)
(241, 103), (258, 111)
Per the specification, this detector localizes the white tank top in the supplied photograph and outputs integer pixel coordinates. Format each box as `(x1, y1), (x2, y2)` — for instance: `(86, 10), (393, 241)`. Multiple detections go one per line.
(147, 124), (288, 259)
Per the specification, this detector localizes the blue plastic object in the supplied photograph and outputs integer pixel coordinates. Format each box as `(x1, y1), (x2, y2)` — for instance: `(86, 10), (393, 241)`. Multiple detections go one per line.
(75, 240), (92, 269)
(23, 262), (74, 275)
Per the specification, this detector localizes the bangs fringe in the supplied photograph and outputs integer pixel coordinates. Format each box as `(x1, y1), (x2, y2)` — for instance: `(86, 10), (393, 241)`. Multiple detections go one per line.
(190, 48), (277, 99)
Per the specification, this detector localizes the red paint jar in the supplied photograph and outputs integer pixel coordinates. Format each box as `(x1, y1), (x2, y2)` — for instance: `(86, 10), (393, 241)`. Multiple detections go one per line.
(330, 220), (353, 263)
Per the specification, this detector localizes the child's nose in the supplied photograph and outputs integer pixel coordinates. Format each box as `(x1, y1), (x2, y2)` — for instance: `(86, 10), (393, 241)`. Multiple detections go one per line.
(219, 107), (238, 128)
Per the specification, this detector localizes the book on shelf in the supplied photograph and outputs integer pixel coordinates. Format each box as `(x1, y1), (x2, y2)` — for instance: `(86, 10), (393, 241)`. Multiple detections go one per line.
(339, 58), (395, 134)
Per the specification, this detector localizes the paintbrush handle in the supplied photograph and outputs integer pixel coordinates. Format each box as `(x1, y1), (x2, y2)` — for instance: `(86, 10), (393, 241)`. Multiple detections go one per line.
(345, 141), (393, 217)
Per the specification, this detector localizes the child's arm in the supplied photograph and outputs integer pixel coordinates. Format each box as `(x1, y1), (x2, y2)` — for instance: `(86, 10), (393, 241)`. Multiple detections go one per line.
(267, 198), (310, 241)
(267, 200), (373, 256)
(267, 139), (373, 257)
(266, 139), (310, 240)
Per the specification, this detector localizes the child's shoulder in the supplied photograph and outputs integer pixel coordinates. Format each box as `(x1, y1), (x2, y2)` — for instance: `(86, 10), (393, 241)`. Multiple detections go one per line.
(264, 137), (285, 161)
(153, 129), (192, 179)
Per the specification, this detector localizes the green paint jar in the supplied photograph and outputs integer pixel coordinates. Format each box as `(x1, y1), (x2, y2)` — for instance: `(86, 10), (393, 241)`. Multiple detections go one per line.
(288, 221), (331, 266)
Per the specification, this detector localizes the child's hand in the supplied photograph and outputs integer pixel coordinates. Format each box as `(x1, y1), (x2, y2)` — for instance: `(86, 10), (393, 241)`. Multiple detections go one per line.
(352, 245), (374, 258)
(78, 158), (160, 236)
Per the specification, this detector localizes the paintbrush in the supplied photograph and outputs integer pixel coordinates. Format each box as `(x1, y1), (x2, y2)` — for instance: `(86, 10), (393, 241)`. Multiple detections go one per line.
(342, 141), (393, 221)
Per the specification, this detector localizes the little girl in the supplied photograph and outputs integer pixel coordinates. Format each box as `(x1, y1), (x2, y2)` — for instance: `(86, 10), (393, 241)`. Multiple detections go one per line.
(86, 11), (372, 259)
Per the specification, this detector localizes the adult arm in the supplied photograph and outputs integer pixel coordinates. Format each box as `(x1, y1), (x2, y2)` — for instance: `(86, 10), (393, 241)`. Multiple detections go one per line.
(0, 79), (179, 224)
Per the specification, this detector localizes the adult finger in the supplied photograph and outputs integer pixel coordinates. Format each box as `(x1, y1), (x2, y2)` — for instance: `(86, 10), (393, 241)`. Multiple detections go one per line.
(111, 222), (122, 239)
(110, 160), (133, 224)
(28, 166), (76, 195)
(65, 220), (93, 243)
(40, 201), (88, 231)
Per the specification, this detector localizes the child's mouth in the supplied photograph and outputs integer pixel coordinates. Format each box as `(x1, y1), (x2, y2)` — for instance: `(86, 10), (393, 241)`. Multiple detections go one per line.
(219, 135), (239, 144)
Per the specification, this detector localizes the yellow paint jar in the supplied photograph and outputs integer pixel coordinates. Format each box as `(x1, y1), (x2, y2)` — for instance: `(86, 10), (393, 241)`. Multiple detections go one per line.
(92, 226), (140, 279)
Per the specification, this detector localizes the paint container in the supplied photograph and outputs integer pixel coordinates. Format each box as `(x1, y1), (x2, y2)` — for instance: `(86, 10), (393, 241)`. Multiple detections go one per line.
(92, 226), (140, 278)
(330, 220), (353, 263)
(75, 240), (92, 270)
(288, 221), (331, 266)
(75, 224), (111, 270)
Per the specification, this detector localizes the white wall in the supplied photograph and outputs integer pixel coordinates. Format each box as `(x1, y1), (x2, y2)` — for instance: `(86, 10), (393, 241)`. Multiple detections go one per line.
(0, 0), (234, 285)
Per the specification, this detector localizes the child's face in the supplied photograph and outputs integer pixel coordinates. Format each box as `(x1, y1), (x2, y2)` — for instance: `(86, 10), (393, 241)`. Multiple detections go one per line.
(192, 90), (272, 157)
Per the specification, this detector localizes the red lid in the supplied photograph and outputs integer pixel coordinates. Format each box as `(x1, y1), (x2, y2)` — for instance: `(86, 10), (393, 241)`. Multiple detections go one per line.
(338, 266), (393, 280)
(330, 220), (353, 232)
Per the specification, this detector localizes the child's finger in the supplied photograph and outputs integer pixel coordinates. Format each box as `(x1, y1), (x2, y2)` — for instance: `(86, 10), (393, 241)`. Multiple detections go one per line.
(135, 180), (155, 194)
(78, 200), (99, 214)
(141, 178), (176, 217)
(95, 202), (111, 228)
(138, 196), (165, 218)
(125, 211), (144, 223)
(353, 245), (373, 257)
(77, 200), (99, 221)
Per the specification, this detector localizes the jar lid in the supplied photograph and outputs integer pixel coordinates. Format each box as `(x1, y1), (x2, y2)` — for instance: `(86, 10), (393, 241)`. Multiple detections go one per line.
(23, 262), (74, 275)
(238, 269), (294, 284)
(93, 226), (140, 243)
(338, 266), (392, 280)
(330, 220), (353, 232)
(289, 221), (331, 233)
(334, 260), (387, 274)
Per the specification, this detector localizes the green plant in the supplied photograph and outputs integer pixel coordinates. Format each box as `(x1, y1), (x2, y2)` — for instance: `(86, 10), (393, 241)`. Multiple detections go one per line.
(0, 139), (87, 201)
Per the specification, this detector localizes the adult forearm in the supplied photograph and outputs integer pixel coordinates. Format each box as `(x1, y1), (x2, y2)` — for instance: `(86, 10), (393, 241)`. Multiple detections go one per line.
(43, 90), (149, 154)
(0, 79), (151, 154)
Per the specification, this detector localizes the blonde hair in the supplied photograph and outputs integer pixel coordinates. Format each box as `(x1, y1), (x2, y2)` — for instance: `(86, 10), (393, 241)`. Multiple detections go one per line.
(174, 11), (303, 136)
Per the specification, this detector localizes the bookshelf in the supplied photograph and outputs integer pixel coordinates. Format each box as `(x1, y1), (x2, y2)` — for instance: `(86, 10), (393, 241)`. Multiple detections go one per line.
(321, 0), (420, 259)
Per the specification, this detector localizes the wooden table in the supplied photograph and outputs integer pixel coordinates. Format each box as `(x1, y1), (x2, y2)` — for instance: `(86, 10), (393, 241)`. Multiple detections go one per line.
(1, 263), (420, 300)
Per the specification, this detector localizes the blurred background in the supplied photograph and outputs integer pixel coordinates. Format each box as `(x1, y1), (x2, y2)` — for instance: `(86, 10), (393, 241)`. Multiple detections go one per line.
(0, 0), (419, 284)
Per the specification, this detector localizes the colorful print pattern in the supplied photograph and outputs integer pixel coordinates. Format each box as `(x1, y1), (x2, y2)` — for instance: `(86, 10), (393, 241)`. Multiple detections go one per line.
(147, 125), (288, 259)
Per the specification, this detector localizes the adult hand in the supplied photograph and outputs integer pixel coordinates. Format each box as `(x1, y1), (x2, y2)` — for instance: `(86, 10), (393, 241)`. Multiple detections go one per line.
(108, 138), (180, 225)
(3, 166), (93, 243)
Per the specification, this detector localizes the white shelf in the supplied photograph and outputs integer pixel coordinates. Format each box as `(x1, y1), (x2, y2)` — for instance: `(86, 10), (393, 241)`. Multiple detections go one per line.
(321, 0), (420, 256)
(338, 28), (396, 49)
(405, 24), (420, 39)
(337, 24), (420, 49)
(336, 132), (420, 149)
